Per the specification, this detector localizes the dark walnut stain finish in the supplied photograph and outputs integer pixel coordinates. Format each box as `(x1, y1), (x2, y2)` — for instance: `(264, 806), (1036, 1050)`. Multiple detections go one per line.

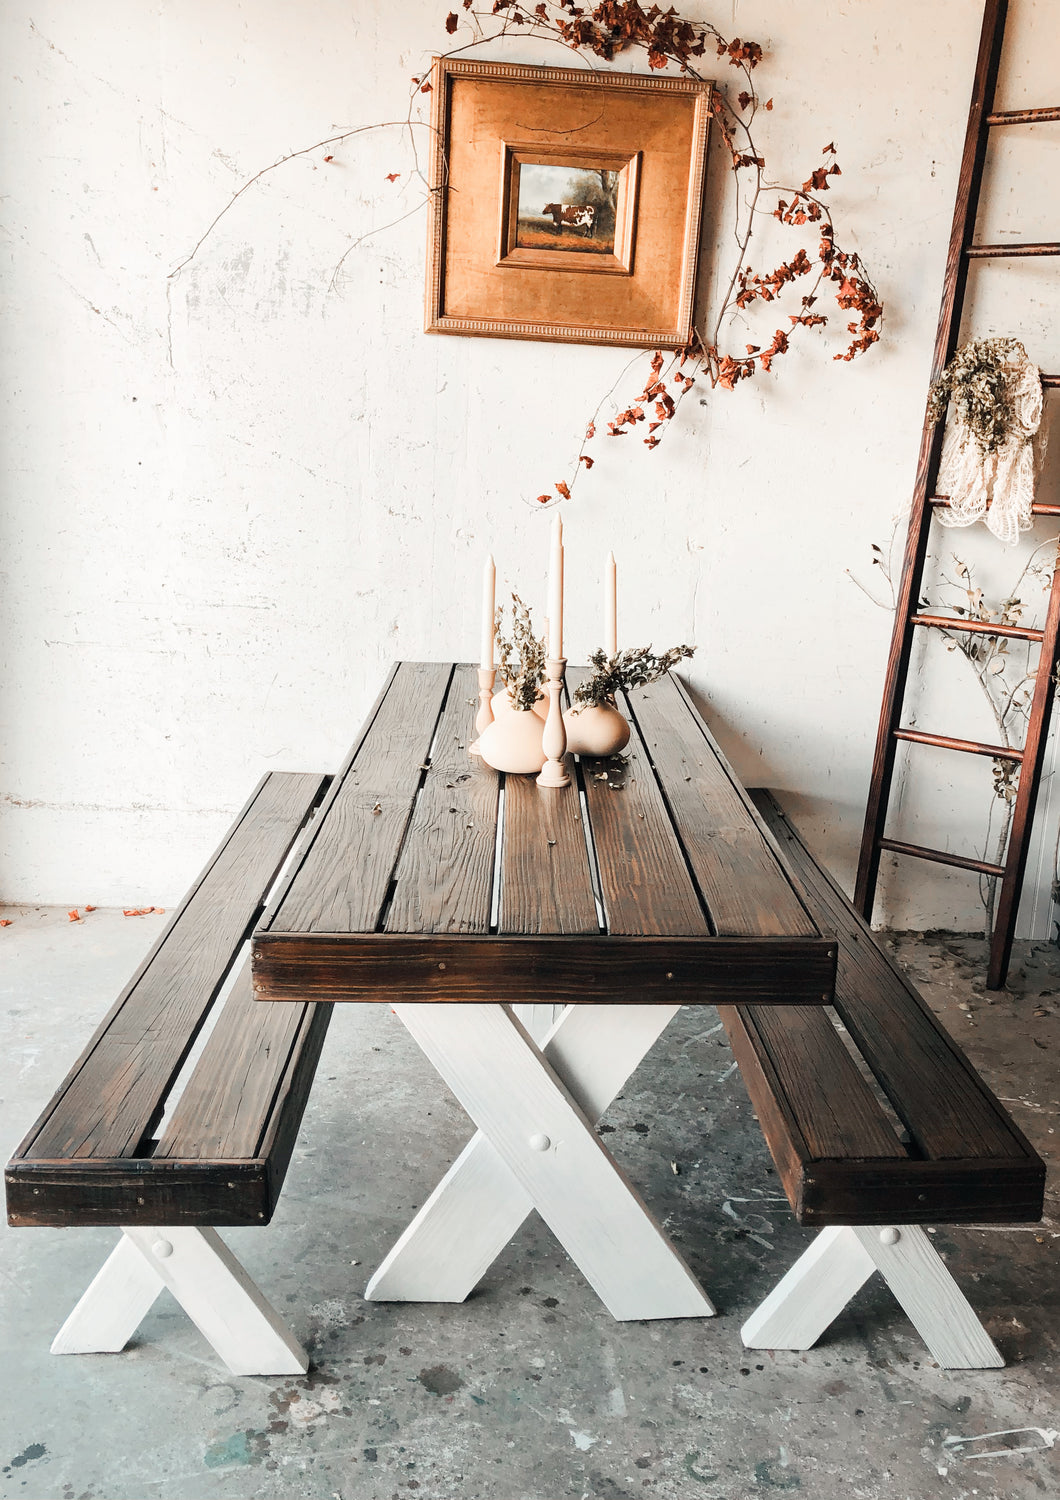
(717, 792), (1045, 1227)
(253, 663), (835, 1005)
(251, 933), (836, 1006)
(625, 675), (817, 938)
(568, 667), (707, 938)
(266, 661), (453, 936)
(385, 664), (499, 935)
(7, 772), (331, 1228)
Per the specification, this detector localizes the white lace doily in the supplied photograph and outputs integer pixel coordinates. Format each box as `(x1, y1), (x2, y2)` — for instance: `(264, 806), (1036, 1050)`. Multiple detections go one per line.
(936, 348), (1045, 546)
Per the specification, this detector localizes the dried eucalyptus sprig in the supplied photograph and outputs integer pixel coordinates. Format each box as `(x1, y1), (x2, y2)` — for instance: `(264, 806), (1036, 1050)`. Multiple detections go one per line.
(927, 337), (1029, 456)
(573, 645), (696, 709)
(494, 593), (546, 712)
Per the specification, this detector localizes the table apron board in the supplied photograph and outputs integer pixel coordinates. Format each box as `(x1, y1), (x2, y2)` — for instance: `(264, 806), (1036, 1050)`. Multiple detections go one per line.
(250, 933), (838, 1005)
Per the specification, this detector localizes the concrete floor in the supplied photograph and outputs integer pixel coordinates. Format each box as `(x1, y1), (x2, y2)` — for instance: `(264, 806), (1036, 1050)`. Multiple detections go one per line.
(1, 906), (1057, 1500)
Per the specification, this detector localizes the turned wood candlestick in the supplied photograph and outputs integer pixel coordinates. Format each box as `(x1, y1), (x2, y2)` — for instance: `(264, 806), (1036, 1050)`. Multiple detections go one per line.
(468, 666), (496, 757)
(536, 658), (570, 788)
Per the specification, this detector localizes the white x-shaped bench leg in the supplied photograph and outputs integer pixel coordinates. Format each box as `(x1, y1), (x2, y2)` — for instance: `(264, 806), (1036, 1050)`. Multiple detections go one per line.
(741, 1224), (1004, 1368)
(51, 1226), (309, 1376)
(366, 1002), (714, 1322)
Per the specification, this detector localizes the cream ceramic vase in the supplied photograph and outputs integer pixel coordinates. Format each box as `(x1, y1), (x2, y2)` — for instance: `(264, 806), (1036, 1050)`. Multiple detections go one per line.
(477, 707), (547, 774)
(562, 702), (631, 757)
(492, 685), (548, 720)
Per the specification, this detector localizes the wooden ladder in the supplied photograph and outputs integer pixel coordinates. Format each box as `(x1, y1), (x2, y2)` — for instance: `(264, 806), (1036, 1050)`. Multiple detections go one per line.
(854, 0), (1060, 991)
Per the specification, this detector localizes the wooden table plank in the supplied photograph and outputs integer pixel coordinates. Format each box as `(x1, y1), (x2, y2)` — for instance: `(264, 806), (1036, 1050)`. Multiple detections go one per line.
(23, 772), (327, 1161)
(569, 667), (708, 938)
(251, 932), (836, 1005)
(385, 664), (499, 934)
(268, 661), (453, 935)
(626, 675), (817, 938)
(500, 765), (599, 935)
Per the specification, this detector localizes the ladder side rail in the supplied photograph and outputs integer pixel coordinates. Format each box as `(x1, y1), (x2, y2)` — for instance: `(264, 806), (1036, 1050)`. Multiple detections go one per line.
(987, 552), (1060, 987)
(854, 0), (1011, 919)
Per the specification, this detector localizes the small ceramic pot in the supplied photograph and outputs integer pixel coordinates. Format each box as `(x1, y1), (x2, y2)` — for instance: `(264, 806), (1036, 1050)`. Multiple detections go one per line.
(562, 702), (631, 757)
(492, 686), (548, 720)
(477, 707), (547, 774)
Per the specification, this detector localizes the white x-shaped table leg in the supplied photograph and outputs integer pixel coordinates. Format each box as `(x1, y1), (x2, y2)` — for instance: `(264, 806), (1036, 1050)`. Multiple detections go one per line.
(366, 1002), (715, 1321)
(51, 1227), (309, 1376)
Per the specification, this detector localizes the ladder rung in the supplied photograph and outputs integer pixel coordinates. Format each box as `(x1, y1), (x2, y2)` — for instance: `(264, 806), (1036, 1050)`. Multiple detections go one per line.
(965, 241), (1060, 257)
(1042, 374), (1060, 388)
(893, 727), (1024, 761)
(987, 106), (1060, 124)
(930, 494), (1060, 513)
(878, 838), (1006, 878)
(911, 612), (1044, 642)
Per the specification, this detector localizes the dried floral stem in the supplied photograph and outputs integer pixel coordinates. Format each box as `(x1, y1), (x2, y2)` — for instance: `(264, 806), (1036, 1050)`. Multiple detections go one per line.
(494, 593), (547, 710)
(573, 644), (695, 708)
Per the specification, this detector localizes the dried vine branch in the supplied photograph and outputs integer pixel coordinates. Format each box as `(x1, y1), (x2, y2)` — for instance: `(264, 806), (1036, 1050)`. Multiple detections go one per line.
(167, 1), (883, 505)
(443, 1), (882, 501)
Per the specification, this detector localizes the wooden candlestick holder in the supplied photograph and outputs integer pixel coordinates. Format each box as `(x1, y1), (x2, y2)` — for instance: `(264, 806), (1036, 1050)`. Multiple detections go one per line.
(536, 658), (570, 788)
(468, 666), (496, 757)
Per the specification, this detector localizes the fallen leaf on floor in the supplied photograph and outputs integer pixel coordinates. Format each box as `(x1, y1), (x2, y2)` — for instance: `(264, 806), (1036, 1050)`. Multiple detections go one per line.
(68, 909), (81, 922)
(84, 904), (96, 912)
(0, 919), (12, 927)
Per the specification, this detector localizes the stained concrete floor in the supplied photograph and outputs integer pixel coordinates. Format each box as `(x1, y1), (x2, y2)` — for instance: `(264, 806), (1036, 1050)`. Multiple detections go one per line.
(0, 906), (1057, 1500)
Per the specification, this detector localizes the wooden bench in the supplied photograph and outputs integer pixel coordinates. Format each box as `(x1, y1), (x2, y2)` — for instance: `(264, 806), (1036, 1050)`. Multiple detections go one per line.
(720, 791), (1046, 1369)
(5, 771), (332, 1376)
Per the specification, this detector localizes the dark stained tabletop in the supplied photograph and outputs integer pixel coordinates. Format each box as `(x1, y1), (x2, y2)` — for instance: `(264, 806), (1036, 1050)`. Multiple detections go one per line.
(251, 662), (837, 1007)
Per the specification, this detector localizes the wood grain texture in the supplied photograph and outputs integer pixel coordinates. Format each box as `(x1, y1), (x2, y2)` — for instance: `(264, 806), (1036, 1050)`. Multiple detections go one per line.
(568, 667), (708, 937)
(155, 967), (329, 1164)
(499, 765), (600, 935)
(717, 791), (1046, 1226)
(266, 661), (453, 935)
(252, 931), (836, 1005)
(385, 664), (499, 934)
(16, 773), (328, 1164)
(625, 675), (817, 937)
(756, 792), (1034, 1160)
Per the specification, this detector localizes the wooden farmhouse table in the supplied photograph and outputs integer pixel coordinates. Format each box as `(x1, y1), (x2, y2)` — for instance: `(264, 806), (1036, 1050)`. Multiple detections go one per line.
(251, 661), (838, 1321)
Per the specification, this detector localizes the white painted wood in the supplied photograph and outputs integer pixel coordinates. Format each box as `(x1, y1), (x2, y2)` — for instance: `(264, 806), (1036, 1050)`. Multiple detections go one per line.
(51, 1232), (165, 1354)
(853, 1225), (1005, 1368)
(122, 1228), (309, 1375)
(741, 1226), (876, 1351)
(389, 1003), (714, 1321)
(366, 1003), (680, 1304)
(743, 1224), (1004, 1369)
(512, 1003), (566, 1043)
(53, 1227), (309, 1375)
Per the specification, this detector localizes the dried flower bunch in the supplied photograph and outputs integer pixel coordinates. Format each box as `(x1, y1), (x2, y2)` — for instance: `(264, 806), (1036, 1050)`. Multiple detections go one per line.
(495, 593), (547, 710)
(927, 337), (1030, 455)
(573, 644), (695, 709)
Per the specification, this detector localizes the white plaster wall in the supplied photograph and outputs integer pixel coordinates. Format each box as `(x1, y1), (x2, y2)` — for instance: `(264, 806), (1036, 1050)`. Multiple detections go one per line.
(1, 0), (1058, 933)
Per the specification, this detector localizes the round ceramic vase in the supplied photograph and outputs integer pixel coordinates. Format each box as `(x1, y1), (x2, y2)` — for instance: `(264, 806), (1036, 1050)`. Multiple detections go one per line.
(562, 703), (631, 757)
(477, 707), (547, 774)
(492, 686), (548, 720)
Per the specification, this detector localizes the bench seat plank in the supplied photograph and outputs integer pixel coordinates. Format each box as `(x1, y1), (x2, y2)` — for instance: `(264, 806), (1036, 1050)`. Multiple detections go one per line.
(718, 792), (1046, 1226)
(6, 772), (330, 1228)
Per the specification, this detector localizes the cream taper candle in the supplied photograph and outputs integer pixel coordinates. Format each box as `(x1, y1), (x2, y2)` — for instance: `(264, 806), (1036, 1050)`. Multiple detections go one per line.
(480, 554), (495, 669)
(605, 550), (617, 656)
(548, 515), (563, 659)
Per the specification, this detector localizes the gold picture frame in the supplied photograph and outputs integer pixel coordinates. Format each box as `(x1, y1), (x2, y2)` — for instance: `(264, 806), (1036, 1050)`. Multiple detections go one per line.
(425, 58), (713, 349)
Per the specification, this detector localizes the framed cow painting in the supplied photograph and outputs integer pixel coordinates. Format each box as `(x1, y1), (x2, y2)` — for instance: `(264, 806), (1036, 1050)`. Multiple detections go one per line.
(424, 58), (713, 348)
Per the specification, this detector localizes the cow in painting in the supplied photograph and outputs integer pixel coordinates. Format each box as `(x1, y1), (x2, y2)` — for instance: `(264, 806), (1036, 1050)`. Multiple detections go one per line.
(542, 203), (596, 238)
